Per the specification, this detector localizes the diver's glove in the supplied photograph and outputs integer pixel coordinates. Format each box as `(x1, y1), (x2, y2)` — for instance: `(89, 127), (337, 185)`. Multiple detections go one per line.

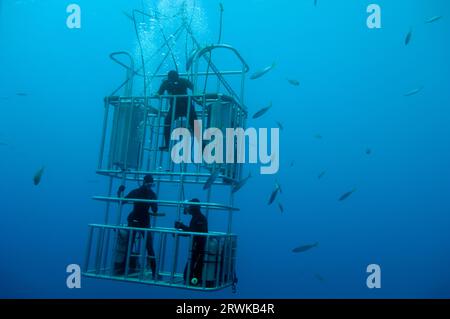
(117, 185), (126, 197)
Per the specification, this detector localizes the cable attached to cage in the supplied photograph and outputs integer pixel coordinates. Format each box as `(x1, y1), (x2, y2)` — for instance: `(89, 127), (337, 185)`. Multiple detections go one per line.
(218, 2), (224, 43)
(202, 3), (224, 95)
(157, 21), (179, 73)
(184, 0), (197, 79)
(133, 9), (148, 99)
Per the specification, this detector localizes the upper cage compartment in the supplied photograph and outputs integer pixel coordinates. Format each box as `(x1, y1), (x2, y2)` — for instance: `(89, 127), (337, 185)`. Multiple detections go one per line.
(97, 42), (250, 184)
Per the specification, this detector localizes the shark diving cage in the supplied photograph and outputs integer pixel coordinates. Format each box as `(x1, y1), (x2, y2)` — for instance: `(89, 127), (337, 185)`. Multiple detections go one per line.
(83, 10), (250, 292)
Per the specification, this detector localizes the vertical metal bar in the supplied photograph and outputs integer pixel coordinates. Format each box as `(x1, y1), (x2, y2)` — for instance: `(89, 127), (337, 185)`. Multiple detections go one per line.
(94, 228), (104, 275)
(221, 237), (227, 285)
(156, 98), (165, 172)
(109, 229), (119, 276)
(157, 232), (165, 278)
(231, 236), (237, 285)
(83, 226), (94, 273)
(105, 176), (114, 225)
(201, 235), (210, 289)
(215, 237), (222, 288)
(226, 236), (233, 284)
(205, 184), (212, 221)
(237, 109), (244, 180)
(139, 230), (148, 281)
(139, 98), (149, 170)
(170, 234), (180, 283)
(109, 103), (121, 169)
(196, 60), (200, 92)
(169, 95), (177, 174)
(200, 94), (207, 180)
(123, 98), (135, 170)
(185, 94), (192, 176)
(195, 95), (206, 180)
(153, 175), (162, 228)
(230, 104), (236, 179)
(124, 229), (134, 278)
(157, 98), (165, 170)
(227, 191), (234, 234)
(185, 234), (193, 286)
(147, 116), (154, 171)
(98, 99), (110, 170)
(159, 233), (167, 277)
(150, 121), (156, 173)
(176, 173), (185, 221)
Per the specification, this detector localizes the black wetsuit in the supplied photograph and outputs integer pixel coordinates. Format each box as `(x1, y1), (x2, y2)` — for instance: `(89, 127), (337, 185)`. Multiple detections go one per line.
(158, 78), (197, 148)
(178, 212), (208, 283)
(125, 185), (158, 276)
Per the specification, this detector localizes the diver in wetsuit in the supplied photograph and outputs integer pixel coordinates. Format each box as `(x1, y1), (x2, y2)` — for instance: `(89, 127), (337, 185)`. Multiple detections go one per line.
(175, 199), (208, 285)
(157, 70), (197, 151)
(120, 174), (158, 279)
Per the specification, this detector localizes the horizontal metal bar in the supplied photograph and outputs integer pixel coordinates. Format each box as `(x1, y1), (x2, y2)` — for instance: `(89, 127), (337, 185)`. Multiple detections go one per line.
(152, 71), (246, 78)
(105, 94), (246, 113)
(96, 170), (238, 185)
(92, 196), (240, 212)
(97, 169), (228, 178)
(88, 224), (237, 238)
(99, 176), (236, 187)
(107, 93), (230, 100)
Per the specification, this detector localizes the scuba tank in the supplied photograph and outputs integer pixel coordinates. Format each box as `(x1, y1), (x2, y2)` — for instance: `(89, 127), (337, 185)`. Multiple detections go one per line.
(204, 237), (219, 287)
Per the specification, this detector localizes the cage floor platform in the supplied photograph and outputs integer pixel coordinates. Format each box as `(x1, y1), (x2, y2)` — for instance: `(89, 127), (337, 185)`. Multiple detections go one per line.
(83, 270), (232, 292)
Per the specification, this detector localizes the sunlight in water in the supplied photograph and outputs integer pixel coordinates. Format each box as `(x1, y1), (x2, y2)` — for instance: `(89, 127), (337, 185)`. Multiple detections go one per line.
(133, 0), (210, 93)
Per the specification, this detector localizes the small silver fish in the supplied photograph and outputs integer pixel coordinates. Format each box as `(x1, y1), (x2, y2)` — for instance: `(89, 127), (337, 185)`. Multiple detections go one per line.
(268, 183), (281, 205)
(292, 242), (319, 253)
(339, 189), (357, 201)
(252, 102), (272, 119)
(232, 173), (251, 194)
(250, 62), (276, 80)
(33, 166), (45, 186)
(278, 202), (284, 213)
(203, 170), (220, 190)
(405, 28), (413, 46)
(318, 171), (326, 180)
(314, 134), (323, 140)
(276, 121), (284, 131)
(404, 86), (423, 97)
(426, 16), (442, 24)
(287, 79), (300, 86)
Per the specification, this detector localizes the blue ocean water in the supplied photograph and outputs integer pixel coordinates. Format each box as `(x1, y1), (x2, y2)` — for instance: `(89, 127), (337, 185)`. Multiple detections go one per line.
(1, 0), (450, 299)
